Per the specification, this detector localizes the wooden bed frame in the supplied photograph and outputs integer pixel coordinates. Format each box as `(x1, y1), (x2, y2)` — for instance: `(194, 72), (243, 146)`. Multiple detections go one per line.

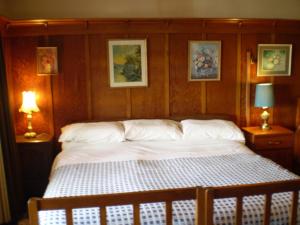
(28, 113), (300, 225)
(28, 179), (300, 225)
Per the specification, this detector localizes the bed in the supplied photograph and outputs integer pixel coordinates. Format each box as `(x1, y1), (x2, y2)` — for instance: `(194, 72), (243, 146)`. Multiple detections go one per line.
(28, 117), (300, 225)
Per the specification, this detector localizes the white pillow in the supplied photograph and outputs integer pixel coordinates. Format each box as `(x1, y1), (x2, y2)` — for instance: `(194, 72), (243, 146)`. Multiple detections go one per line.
(58, 121), (125, 143)
(181, 119), (245, 143)
(123, 119), (182, 141)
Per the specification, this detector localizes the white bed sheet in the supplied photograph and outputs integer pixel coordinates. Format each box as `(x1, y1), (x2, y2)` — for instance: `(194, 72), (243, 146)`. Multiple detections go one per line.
(52, 139), (254, 173)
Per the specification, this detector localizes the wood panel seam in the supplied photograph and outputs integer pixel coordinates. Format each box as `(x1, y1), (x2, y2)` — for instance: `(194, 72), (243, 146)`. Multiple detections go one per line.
(201, 32), (207, 114)
(164, 33), (170, 117)
(84, 34), (92, 120)
(235, 33), (242, 126)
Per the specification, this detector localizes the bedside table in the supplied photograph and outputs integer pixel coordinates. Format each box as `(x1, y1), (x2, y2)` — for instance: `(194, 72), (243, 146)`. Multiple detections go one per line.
(16, 133), (54, 201)
(242, 126), (294, 170)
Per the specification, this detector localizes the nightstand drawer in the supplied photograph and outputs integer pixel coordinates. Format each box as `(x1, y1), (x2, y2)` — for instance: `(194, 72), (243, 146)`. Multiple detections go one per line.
(242, 126), (294, 170)
(253, 135), (293, 150)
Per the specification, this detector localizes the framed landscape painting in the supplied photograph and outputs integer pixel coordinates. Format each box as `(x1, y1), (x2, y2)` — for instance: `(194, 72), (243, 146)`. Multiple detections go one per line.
(188, 41), (221, 81)
(108, 39), (148, 87)
(257, 44), (292, 76)
(36, 47), (58, 75)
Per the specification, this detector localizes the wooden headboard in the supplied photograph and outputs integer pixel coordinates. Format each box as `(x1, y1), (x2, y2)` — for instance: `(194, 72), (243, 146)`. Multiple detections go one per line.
(169, 114), (236, 122)
(76, 114), (236, 123)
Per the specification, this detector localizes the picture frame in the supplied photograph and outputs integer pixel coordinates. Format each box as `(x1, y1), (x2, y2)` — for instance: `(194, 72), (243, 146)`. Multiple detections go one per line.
(188, 41), (221, 81)
(108, 39), (148, 87)
(36, 47), (58, 75)
(257, 44), (292, 76)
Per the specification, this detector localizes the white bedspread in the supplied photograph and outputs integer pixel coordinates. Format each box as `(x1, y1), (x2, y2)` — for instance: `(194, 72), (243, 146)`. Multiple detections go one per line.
(41, 140), (299, 225)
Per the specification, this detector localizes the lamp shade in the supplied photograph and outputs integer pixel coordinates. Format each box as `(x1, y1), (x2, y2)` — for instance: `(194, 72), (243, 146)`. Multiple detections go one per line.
(19, 91), (40, 113)
(255, 83), (274, 108)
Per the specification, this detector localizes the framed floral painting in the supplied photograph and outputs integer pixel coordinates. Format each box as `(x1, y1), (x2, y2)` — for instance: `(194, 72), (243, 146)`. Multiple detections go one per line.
(36, 47), (58, 75)
(188, 41), (221, 81)
(108, 39), (148, 87)
(257, 44), (292, 76)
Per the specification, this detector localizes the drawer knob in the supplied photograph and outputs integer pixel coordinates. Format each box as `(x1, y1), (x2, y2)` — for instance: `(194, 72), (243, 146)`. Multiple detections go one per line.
(268, 140), (281, 145)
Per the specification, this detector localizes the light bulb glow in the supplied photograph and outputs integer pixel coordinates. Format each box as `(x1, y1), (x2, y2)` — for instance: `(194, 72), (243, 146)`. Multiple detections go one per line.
(19, 91), (40, 114)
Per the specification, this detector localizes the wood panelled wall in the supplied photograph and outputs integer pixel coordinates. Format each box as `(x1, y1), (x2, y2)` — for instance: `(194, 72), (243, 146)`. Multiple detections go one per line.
(2, 18), (300, 140)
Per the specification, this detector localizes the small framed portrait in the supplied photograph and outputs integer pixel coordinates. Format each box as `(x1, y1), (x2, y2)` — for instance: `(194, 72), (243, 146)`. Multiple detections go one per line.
(36, 47), (58, 75)
(188, 41), (221, 81)
(108, 39), (148, 87)
(257, 44), (292, 76)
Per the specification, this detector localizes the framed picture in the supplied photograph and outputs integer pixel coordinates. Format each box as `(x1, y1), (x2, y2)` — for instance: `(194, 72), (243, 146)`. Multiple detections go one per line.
(36, 47), (58, 75)
(188, 41), (221, 81)
(108, 39), (148, 87)
(257, 44), (292, 76)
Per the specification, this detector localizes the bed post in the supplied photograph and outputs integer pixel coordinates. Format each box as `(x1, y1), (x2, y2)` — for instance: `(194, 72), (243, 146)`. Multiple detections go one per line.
(195, 188), (205, 225)
(290, 191), (299, 225)
(28, 198), (39, 225)
(204, 189), (214, 225)
(195, 187), (214, 225)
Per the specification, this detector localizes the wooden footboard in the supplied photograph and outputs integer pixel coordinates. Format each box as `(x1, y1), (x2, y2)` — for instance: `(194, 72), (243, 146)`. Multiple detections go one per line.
(196, 179), (300, 225)
(28, 180), (300, 225)
(28, 187), (196, 225)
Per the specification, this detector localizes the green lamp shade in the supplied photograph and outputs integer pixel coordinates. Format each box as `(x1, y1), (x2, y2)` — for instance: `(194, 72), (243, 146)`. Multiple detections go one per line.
(255, 83), (274, 108)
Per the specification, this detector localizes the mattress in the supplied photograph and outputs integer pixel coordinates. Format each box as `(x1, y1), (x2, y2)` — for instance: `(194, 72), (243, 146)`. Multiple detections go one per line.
(40, 140), (299, 225)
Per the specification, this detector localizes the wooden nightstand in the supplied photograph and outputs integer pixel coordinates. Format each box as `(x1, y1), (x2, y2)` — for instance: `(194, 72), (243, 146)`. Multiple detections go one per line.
(242, 126), (294, 170)
(16, 133), (54, 202)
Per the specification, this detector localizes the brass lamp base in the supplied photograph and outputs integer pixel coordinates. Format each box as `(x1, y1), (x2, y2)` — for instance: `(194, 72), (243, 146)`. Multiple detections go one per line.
(260, 109), (271, 130)
(24, 131), (37, 138)
(23, 111), (37, 138)
(261, 121), (271, 130)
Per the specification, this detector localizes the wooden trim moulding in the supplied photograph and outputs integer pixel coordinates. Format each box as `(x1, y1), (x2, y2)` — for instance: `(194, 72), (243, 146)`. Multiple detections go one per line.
(1, 17), (300, 37)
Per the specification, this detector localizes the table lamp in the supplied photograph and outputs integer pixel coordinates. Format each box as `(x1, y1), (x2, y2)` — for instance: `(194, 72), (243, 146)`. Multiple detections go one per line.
(19, 91), (40, 138)
(255, 83), (274, 130)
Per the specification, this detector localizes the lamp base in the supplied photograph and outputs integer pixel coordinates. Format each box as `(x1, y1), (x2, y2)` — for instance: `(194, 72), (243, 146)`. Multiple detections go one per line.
(260, 109), (271, 131)
(261, 122), (271, 130)
(24, 131), (37, 138)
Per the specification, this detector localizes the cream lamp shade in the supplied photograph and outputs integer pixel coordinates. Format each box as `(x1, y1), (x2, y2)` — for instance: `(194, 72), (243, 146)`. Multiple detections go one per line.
(19, 91), (40, 138)
(19, 91), (40, 114)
